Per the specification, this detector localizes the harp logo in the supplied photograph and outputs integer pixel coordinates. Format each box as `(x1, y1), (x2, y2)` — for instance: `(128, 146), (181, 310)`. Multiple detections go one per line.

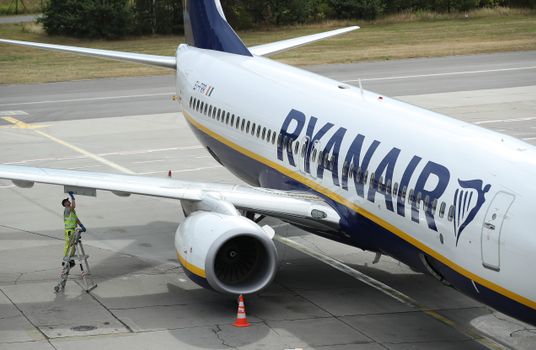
(453, 179), (491, 246)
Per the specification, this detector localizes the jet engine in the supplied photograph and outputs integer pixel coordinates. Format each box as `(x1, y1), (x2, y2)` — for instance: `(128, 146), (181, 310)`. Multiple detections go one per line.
(175, 211), (278, 294)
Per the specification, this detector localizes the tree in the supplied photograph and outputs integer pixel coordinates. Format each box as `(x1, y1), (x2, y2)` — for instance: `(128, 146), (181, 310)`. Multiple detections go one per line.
(40, 0), (133, 39)
(328, 0), (385, 20)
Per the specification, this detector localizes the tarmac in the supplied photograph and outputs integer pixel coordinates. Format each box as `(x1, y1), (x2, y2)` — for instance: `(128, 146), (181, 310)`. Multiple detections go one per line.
(0, 52), (535, 349)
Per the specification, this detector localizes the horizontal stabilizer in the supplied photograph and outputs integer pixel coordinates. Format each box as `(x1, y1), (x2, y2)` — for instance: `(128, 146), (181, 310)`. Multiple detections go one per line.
(249, 26), (359, 57)
(0, 39), (176, 69)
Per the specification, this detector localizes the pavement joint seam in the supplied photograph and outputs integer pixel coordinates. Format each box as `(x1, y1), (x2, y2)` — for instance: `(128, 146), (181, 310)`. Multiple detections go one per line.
(277, 235), (509, 350)
(0, 224), (62, 241)
(0, 288), (57, 349)
(212, 325), (236, 349)
(82, 283), (134, 333)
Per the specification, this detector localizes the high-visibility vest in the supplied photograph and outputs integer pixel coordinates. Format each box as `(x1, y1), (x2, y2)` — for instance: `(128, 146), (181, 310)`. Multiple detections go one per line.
(64, 209), (78, 232)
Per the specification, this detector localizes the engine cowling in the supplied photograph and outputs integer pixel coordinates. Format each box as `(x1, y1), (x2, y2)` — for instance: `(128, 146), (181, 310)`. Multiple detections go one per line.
(175, 211), (278, 294)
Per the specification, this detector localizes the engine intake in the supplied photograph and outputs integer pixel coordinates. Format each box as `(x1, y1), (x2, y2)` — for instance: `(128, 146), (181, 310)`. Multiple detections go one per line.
(176, 211), (278, 294)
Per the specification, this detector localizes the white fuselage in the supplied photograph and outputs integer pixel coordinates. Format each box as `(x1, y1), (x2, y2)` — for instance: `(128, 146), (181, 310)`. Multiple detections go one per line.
(175, 45), (536, 319)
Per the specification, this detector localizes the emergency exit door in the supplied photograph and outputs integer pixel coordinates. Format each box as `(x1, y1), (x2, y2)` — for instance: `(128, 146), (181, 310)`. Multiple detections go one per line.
(481, 191), (515, 271)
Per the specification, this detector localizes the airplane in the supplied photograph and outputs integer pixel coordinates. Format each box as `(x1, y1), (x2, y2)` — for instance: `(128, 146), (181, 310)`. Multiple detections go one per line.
(0, 0), (535, 326)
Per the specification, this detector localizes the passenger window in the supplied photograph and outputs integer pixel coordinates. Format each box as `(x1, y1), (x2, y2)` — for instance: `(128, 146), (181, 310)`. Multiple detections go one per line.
(266, 130), (271, 142)
(323, 153), (330, 169)
(204, 104), (208, 115)
(226, 112), (230, 124)
(241, 119), (245, 131)
(386, 179), (392, 194)
(423, 195), (430, 210)
(246, 121), (250, 133)
(393, 182), (398, 196)
(342, 161), (349, 178)
(250, 122), (255, 135)
(439, 202), (446, 218)
(379, 176), (384, 191)
(271, 132), (276, 144)
(370, 172), (376, 188)
(277, 134), (283, 147)
(196, 99), (200, 111)
(400, 186), (407, 200)
(262, 127), (266, 140)
(349, 164), (355, 179)
(416, 192), (422, 206)
(409, 189), (414, 204)
(294, 140), (300, 154)
(189, 97), (193, 108)
(230, 114), (234, 126)
(208, 105), (212, 116)
(448, 205), (455, 221)
(300, 139), (308, 158)
(364, 170), (369, 185)
(431, 198), (438, 215)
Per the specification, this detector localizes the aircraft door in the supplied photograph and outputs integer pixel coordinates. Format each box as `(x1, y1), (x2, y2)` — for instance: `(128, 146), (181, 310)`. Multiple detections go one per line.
(298, 136), (310, 174)
(310, 140), (322, 178)
(481, 191), (515, 271)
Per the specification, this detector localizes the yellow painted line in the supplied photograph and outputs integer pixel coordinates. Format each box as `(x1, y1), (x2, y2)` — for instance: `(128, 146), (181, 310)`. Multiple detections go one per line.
(3, 116), (135, 175)
(184, 111), (536, 311)
(177, 250), (206, 278)
(1, 116), (49, 129)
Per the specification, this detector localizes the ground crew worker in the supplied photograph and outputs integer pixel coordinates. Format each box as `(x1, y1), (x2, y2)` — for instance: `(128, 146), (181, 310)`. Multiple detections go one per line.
(62, 191), (86, 266)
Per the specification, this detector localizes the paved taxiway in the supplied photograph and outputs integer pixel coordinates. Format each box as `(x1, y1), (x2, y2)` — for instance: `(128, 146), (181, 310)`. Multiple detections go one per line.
(0, 52), (535, 350)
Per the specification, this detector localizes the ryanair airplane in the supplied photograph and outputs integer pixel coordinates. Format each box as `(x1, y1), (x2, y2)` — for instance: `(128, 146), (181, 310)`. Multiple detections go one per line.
(1, 0), (535, 325)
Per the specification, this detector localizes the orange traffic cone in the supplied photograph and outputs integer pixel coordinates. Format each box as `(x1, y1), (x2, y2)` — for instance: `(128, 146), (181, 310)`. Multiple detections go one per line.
(233, 294), (251, 327)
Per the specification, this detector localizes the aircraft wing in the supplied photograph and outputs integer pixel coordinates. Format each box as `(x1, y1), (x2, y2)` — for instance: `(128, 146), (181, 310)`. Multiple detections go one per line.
(0, 39), (176, 69)
(248, 26), (359, 57)
(0, 165), (340, 231)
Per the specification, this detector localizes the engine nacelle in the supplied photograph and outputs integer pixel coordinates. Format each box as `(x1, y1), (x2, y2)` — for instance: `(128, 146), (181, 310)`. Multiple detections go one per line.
(175, 211), (278, 294)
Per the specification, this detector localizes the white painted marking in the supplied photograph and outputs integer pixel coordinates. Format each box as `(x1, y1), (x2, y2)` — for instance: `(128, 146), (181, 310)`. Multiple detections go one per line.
(132, 159), (167, 164)
(138, 165), (222, 175)
(67, 165), (104, 170)
(3, 146), (203, 165)
(0, 110), (28, 116)
(475, 116), (536, 125)
(0, 185), (15, 189)
(343, 66), (536, 83)
(0, 93), (174, 107)
(274, 234), (506, 350)
(99, 146), (202, 157)
(33, 129), (135, 174)
(274, 235), (417, 306)
(522, 137), (536, 141)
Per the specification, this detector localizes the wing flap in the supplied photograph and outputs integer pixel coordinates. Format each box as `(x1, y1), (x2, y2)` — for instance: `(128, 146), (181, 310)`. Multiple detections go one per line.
(249, 26), (359, 57)
(0, 39), (176, 69)
(0, 165), (340, 228)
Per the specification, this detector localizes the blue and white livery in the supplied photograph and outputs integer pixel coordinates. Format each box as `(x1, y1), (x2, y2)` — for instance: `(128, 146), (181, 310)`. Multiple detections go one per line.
(0, 0), (534, 325)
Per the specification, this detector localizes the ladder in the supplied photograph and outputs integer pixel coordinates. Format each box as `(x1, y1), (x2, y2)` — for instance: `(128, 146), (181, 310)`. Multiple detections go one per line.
(54, 228), (97, 293)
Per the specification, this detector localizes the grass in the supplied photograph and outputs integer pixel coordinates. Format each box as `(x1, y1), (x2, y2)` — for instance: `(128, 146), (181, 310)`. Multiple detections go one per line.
(0, 7), (535, 84)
